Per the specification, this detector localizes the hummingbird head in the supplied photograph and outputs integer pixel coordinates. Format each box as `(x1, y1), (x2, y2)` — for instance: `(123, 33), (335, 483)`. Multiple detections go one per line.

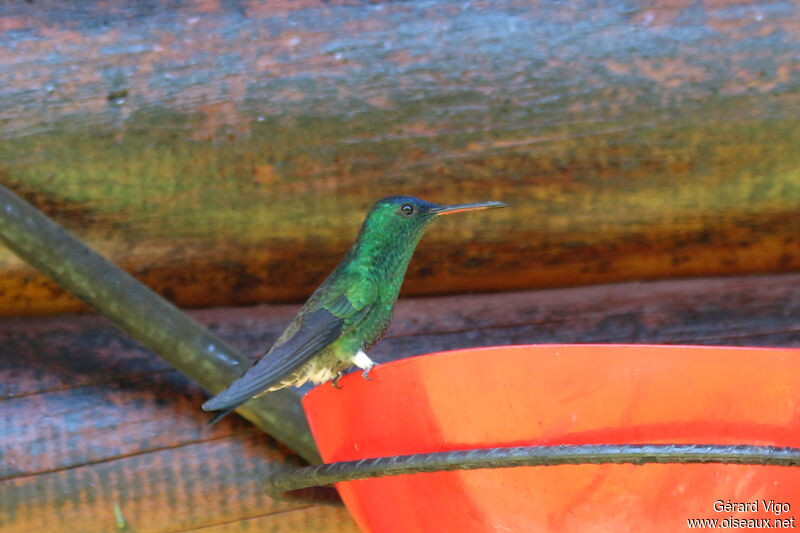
(363, 196), (508, 237)
(347, 195), (507, 284)
(353, 195), (508, 258)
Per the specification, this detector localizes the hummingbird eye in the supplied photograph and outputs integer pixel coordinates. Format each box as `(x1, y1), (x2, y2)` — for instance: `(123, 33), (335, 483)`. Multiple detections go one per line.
(399, 203), (416, 217)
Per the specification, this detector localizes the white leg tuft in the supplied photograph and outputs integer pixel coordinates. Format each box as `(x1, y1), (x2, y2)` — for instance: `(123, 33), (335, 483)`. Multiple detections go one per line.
(353, 349), (374, 370)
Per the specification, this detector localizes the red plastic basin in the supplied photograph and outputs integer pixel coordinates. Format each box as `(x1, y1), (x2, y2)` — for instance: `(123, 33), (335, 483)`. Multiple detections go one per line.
(303, 345), (800, 532)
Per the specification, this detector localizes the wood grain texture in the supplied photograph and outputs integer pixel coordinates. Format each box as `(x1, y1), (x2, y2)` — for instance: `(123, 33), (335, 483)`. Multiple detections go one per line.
(1, 273), (799, 531)
(1, 0), (800, 314)
(0, 309), (357, 532)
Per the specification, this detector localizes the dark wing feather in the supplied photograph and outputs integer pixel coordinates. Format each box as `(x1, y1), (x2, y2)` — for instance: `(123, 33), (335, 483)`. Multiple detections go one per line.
(201, 306), (348, 412)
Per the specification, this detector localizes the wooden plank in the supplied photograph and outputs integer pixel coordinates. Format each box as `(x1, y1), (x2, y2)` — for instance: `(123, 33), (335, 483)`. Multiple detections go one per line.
(1, 1), (799, 314)
(1, 434), (358, 533)
(0, 183), (319, 464)
(0, 370), (242, 480)
(178, 507), (359, 533)
(2, 274), (799, 531)
(371, 273), (800, 359)
(0, 311), (356, 531)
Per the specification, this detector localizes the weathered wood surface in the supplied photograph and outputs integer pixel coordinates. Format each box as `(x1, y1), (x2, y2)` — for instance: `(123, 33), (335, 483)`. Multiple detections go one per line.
(2, 273), (800, 532)
(0, 183), (318, 463)
(1, 1), (800, 315)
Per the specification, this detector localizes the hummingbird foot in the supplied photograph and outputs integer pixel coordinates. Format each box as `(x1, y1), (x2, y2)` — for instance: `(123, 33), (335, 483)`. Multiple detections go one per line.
(353, 349), (377, 381)
(332, 372), (345, 389)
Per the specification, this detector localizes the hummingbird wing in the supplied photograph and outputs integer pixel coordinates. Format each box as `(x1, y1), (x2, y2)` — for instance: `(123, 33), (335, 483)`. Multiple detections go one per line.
(201, 276), (377, 413)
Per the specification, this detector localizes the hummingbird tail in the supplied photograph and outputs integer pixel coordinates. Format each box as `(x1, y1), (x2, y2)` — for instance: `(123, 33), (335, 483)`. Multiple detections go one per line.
(205, 405), (241, 427)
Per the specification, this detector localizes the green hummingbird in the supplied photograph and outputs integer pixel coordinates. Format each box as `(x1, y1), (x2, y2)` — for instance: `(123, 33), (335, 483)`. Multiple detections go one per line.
(202, 195), (507, 422)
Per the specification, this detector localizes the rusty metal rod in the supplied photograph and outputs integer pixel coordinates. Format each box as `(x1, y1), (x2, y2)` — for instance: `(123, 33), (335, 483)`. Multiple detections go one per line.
(265, 443), (800, 501)
(0, 183), (320, 463)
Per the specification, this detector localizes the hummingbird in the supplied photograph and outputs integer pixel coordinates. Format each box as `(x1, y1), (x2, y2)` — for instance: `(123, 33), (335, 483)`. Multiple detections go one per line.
(202, 195), (507, 422)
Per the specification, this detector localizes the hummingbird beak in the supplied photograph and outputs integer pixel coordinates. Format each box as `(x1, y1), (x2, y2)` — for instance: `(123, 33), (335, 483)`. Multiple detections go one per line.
(429, 200), (509, 216)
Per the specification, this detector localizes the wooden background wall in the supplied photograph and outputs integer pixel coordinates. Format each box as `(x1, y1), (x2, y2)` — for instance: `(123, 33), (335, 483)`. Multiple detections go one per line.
(3, 1), (800, 532)
(1, 0), (798, 315)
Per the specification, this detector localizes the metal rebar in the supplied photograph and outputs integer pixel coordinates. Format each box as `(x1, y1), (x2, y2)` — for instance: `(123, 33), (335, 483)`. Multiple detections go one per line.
(0, 183), (320, 463)
(265, 443), (800, 501)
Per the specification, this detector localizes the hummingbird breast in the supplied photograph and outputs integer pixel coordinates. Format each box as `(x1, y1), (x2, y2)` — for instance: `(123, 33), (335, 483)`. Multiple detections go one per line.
(269, 301), (393, 390)
(268, 222), (422, 391)
(269, 337), (360, 390)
